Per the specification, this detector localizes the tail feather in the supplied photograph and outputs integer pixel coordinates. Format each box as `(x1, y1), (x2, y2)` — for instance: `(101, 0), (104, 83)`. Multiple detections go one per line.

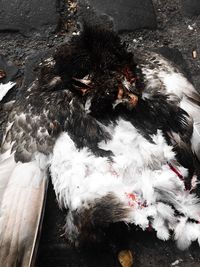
(0, 157), (48, 267)
(65, 192), (131, 245)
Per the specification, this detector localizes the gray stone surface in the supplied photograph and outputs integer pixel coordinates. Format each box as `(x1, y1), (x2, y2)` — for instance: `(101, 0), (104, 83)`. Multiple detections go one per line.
(182, 0), (200, 16)
(78, 0), (157, 32)
(0, 0), (59, 36)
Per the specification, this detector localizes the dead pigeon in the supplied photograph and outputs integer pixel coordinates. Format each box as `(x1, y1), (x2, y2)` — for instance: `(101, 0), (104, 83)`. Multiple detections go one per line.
(1, 25), (200, 256)
(49, 26), (200, 249)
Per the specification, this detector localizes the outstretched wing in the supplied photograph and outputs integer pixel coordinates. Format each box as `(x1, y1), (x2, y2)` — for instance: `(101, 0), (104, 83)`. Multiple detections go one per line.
(0, 73), (110, 265)
(0, 82), (48, 266)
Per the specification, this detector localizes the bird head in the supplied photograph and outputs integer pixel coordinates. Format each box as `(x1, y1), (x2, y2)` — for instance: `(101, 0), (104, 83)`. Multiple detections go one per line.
(71, 66), (141, 119)
(52, 25), (144, 118)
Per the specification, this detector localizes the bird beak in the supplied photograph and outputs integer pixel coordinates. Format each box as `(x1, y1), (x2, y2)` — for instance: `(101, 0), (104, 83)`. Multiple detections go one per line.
(72, 75), (91, 86)
(116, 83), (138, 108)
(127, 93), (138, 106)
(72, 75), (92, 95)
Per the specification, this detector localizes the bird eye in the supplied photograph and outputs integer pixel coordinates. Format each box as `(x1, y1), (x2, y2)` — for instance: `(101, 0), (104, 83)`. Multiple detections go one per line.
(106, 92), (110, 95)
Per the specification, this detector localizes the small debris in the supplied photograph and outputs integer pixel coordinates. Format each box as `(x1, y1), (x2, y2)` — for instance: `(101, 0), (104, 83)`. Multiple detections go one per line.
(133, 39), (139, 43)
(188, 25), (193, 31)
(68, 1), (77, 13)
(72, 31), (80, 36)
(118, 250), (133, 267)
(0, 70), (6, 79)
(171, 259), (183, 266)
(192, 50), (197, 59)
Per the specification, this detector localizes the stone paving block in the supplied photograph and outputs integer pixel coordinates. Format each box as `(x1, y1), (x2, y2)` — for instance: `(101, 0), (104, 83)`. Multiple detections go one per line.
(182, 0), (200, 16)
(0, 0), (59, 36)
(78, 0), (157, 32)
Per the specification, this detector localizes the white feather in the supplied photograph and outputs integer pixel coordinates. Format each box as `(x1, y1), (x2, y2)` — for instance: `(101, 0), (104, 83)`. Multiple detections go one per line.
(51, 117), (200, 248)
(156, 202), (175, 222)
(174, 218), (200, 250)
(0, 82), (16, 101)
(152, 216), (170, 241)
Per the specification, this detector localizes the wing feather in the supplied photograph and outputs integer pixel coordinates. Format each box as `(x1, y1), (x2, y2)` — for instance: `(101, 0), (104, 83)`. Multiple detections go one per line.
(0, 156), (48, 267)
